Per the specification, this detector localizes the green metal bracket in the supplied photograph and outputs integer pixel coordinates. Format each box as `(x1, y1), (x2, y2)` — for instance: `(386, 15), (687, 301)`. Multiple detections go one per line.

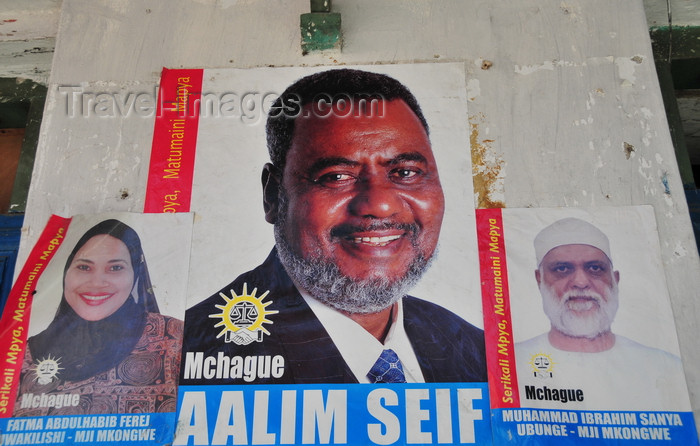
(301, 1), (341, 54)
(310, 0), (331, 13)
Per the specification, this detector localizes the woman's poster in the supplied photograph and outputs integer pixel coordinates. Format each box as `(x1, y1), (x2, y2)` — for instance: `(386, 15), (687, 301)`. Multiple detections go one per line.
(0, 212), (193, 445)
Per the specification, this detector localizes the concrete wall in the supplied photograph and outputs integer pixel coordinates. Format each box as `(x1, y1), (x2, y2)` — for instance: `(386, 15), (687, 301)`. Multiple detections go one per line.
(0, 0), (59, 84)
(16, 0), (700, 425)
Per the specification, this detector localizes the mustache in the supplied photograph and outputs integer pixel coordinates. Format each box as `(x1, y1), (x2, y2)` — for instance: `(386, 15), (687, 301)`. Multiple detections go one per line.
(330, 221), (419, 238)
(562, 290), (604, 303)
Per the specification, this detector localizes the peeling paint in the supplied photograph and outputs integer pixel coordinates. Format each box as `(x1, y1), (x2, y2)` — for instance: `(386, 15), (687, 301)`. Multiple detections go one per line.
(514, 60), (555, 75)
(470, 113), (505, 208)
(673, 242), (688, 258)
(514, 57), (612, 76)
(512, 56), (620, 75)
(589, 56), (615, 65)
(466, 78), (480, 102)
(559, 2), (582, 21)
(637, 163), (654, 191)
(594, 154), (604, 169)
(630, 109), (656, 148)
(216, 0), (243, 9)
(574, 115), (593, 126)
(634, 152), (674, 204)
(662, 172), (671, 195)
(615, 57), (637, 87)
(586, 92), (595, 110)
(640, 107), (653, 119)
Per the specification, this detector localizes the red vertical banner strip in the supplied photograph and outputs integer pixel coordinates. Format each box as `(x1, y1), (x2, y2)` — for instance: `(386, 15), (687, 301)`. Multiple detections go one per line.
(476, 208), (520, 408)
(0, 215), (72, 417)
(144, 68), (204, 213)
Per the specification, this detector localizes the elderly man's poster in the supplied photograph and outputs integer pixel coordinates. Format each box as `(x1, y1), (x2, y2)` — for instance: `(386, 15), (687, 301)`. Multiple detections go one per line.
(0, 212), (193, 445)
(477, 206), (698, 445)
(158, 64), (491, 445)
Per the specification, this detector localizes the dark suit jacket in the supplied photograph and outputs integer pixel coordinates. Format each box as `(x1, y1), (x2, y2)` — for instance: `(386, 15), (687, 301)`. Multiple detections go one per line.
(181, 249), (486, 384)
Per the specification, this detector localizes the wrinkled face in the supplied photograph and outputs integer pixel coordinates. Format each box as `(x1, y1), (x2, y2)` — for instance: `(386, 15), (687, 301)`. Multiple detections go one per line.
(64, 234), (134, 321)
(537, 244), (620, 338)
(276, 99), (445, 287)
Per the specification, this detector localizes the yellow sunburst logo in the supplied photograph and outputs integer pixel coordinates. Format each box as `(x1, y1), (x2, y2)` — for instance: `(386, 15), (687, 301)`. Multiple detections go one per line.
(34, 355), (63, 385)
(528, 352), (555, 378)
(209, 283), (278, 345)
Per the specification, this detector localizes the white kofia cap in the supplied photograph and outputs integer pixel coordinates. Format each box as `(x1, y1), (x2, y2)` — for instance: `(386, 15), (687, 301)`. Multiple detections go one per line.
(534, 217), (611, 265)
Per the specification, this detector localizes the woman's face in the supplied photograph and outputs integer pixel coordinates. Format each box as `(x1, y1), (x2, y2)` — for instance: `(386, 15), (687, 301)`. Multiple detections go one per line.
(64, 234), (135, 321)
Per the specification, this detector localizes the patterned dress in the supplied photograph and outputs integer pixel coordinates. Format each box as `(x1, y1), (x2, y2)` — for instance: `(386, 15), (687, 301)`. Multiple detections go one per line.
(14, 313), (182, 416)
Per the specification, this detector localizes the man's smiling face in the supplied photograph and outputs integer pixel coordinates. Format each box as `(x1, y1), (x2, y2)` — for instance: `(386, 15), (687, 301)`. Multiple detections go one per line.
(273, 99), (444, 295)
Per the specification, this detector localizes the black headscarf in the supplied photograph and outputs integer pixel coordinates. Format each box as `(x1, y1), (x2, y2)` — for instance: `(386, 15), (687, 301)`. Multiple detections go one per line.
(28, 219), (159, 382)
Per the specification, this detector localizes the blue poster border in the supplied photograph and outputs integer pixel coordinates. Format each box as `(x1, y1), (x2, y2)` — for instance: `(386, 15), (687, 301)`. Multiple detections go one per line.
(174, 383), (491, 445)
(0, 412), (175, 446)
(492, 408), (698, 445)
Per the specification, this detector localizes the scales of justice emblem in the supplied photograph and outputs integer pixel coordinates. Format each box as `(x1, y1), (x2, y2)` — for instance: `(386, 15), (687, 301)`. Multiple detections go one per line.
(209, 283), (278, 345)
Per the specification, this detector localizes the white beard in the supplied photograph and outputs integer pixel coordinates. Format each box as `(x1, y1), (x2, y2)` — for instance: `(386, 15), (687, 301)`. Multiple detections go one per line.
(273, 190), (434, 314)
(541, 280), (619, 339)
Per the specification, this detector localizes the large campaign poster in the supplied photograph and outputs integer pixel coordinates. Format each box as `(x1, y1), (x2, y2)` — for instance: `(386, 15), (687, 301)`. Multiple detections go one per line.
(168, 64), (492, 445)
(477, 206), (699, 445)
(0, 212), (194, 445)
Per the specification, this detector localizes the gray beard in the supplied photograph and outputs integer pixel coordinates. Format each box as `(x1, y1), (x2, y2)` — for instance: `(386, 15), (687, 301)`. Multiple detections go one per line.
(541, 280), (619, 339)
(273, 199), (434, 314)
